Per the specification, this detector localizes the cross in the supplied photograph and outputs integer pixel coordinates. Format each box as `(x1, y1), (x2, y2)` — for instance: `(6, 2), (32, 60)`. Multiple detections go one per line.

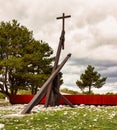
(56, 13), (71, 49)
(56, 13), (71, 31)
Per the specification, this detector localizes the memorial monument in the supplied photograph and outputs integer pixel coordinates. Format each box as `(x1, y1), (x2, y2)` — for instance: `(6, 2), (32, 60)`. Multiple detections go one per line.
(21, 13), (74, 114)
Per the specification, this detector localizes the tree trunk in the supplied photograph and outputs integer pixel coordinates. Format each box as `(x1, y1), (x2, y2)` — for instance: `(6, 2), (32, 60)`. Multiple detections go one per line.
(0, 82), (11, 99)
(89, 86), (91, 94)
(4, 67), (9, 94)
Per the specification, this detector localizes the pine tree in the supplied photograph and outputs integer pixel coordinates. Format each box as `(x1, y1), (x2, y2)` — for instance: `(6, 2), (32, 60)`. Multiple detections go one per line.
(76, 65), (107, 94)
(0, 20), (54, 97)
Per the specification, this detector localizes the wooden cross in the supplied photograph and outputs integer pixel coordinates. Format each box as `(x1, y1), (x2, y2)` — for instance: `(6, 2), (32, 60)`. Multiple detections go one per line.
(56, 13), (71, 49)
(56, 13), (71, 31)
(45, 13), (71, 107)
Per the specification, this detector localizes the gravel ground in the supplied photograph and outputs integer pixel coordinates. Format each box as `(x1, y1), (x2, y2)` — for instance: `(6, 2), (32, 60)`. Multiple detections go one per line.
(1, 103), (117, 114)
(0, 104), (73, 114)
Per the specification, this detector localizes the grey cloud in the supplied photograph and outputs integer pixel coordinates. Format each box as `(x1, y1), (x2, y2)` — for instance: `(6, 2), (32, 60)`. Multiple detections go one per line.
(0, 0), (28, 21)
(0, 0), (117, 93)
(76, 0), (117, 27)
(102, 68), (117, 78)
(75, 7), (107, 28)
(71, 57), (117, 68)
(107, 77), (117, 83)
(71, 1), (117, 49)
(70, 57), (117, 78)
(69, 57), (117, 84)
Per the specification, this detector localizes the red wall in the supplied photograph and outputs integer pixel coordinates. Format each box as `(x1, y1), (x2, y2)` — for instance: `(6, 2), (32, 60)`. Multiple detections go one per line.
(10, 95), (46, 104)
(59, 95), (117, 105)
(10, 95), (117, 105)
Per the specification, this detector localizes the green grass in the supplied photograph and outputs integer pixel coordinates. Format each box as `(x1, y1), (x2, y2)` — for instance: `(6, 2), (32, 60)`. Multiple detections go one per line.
(0, 106), (117, 130)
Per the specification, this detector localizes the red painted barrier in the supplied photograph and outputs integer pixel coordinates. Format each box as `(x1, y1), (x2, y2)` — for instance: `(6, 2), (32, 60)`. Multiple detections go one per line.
(9, 95), (117, 105)
(10, 95), (46, 104)
(59, 95), (117, 105)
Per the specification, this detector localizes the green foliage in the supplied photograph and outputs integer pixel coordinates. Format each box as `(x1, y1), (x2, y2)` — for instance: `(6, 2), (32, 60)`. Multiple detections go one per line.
(105, 92), (117, 95)
(0, 92), (5, 98)
(76, 65), (107, 94)
(17, 90), (31, 95)
(60, 88), (80, 95)
(83, 90), (94, 95)
(0, 20), (54, 97)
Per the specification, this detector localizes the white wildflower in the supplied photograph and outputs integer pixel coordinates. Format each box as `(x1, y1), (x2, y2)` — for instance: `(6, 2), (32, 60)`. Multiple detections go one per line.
(63, 111), (68, 115)
(73, 126), (77, 128)
(45, 117), (48, 120)
(0, 124), (4, 129)
(83, 114), (87, 117)
(89, 125), (92, 127)
(30, 117), (34, 120)
(109, 113), (116, 119)
(93, 118), (97, 122)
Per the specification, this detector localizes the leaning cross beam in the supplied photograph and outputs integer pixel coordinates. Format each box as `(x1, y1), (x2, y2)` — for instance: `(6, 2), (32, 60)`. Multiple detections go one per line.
(21, 54), (72, 114)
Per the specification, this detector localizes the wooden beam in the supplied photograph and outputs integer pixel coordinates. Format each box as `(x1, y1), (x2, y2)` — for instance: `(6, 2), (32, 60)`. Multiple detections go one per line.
(54, 88), (74, 108)
(45, 13), (71, 107)
(21, 54), (71, 114)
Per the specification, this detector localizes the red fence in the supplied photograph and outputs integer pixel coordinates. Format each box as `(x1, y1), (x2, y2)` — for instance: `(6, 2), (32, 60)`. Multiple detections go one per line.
(9, 95), (117, 105)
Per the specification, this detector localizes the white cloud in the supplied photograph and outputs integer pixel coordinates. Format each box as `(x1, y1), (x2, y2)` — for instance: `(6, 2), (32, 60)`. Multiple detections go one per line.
(0, 0), (117, 93)
(90, 16), (117, 46)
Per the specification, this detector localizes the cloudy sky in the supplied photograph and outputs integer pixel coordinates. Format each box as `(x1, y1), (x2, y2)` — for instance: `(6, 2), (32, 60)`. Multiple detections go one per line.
(0, 0), (117, 93)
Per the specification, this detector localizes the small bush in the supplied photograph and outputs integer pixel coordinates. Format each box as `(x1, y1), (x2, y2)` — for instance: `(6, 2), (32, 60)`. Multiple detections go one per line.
(60, 88), (80, 95)
(0, 93), (5, 99)
(17, 90), (31, 95)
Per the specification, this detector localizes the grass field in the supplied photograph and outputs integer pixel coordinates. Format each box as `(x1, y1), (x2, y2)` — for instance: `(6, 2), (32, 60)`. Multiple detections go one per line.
(0, 104), (117, 130)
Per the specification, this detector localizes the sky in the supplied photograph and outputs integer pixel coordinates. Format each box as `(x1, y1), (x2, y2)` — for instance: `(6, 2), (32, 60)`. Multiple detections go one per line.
(0, 0), (117, 93)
